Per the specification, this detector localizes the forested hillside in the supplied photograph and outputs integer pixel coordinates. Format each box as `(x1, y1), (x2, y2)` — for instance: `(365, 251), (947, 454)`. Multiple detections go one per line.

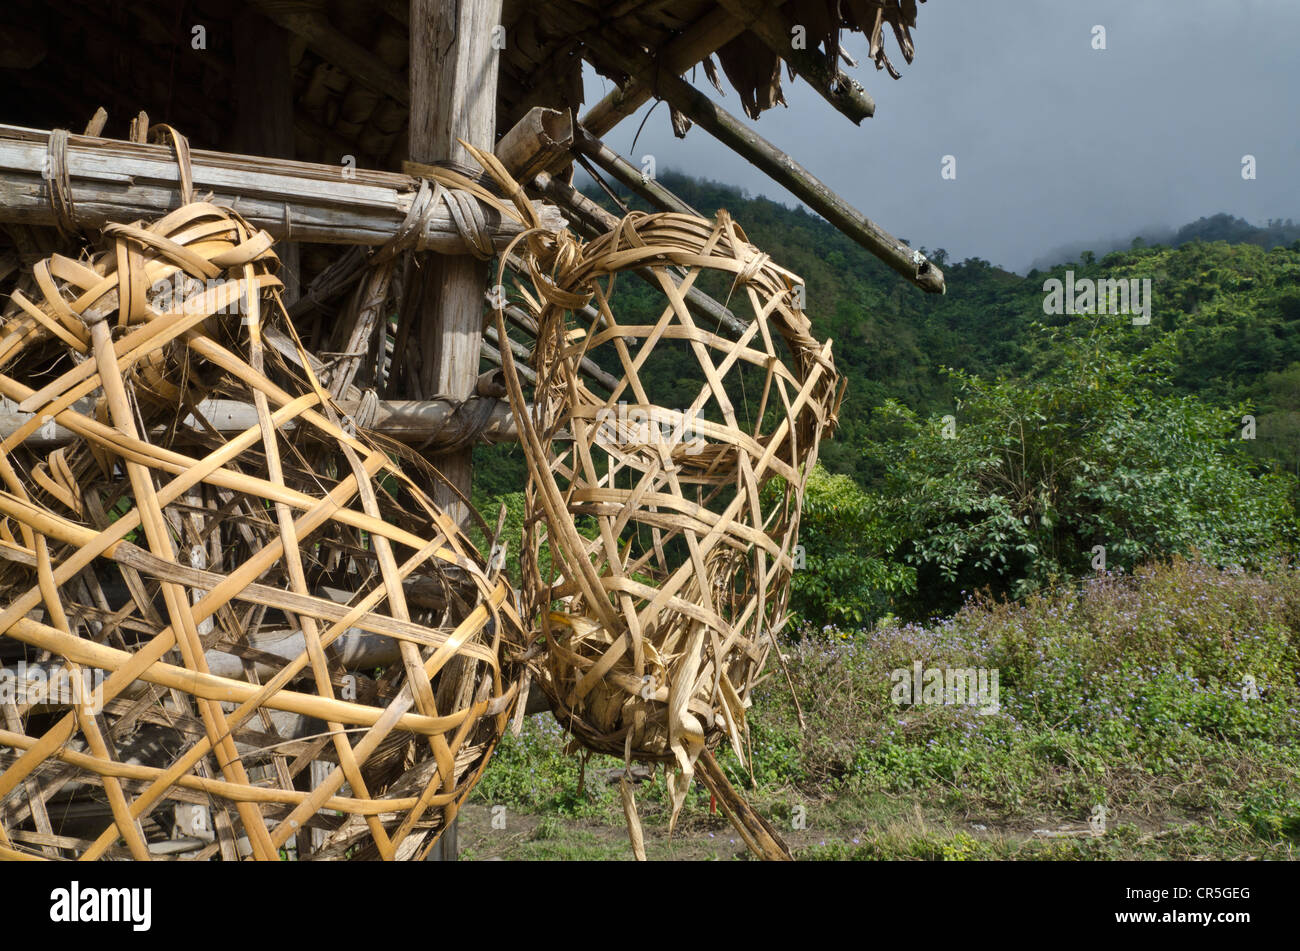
(635, 173), (1300, 483)
(1031, 213), (1300, 273)
(476, 171), (1300, 623)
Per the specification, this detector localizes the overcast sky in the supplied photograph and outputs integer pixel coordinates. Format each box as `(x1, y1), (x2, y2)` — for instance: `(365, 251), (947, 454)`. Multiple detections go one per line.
(581, 0), (1300, 273)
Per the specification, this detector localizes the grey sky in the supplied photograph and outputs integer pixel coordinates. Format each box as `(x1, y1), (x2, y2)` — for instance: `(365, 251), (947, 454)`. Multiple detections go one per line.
(582, 0), (1300, 274)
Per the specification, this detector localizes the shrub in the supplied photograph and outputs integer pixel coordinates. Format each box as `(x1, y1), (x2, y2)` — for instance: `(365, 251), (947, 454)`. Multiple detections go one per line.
(866, 326), (1298, 616)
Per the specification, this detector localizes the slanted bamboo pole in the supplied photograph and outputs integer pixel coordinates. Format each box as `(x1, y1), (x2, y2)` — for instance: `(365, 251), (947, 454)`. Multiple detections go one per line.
(573, 125), (700, 217)
(580, 33), (946, 294)
(575, 1), (876, 148)
(576, 6), (743, 142)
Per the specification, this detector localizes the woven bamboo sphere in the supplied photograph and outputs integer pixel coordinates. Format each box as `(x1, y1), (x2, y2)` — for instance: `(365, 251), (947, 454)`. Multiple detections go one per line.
(0, 202), (524, 860)
(499, 209), (843, 822)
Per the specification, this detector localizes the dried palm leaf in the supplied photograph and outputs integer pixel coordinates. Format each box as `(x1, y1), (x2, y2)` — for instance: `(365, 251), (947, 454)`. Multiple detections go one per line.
(716, 31), (788, 121)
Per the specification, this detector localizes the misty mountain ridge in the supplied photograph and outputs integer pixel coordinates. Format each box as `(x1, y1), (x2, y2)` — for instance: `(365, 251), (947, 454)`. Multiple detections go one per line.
(596, 170), (1299, 277)
(1027, 214), (1300, 275)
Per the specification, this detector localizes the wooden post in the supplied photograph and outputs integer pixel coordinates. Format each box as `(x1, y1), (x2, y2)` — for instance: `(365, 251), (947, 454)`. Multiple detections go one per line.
(409, 0), (501, 522)
(409, 0), (503, 861)
(234, 9), (299, 305)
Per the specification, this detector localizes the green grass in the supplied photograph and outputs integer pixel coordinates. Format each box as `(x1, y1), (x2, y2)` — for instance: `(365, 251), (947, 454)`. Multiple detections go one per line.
(465, 557), (1300, 860)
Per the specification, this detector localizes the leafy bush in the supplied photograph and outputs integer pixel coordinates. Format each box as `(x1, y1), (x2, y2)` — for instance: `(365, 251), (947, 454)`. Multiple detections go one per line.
(735, 558), (1300, 825)
(866, 325), (1298, 616)
(782, 465), (915, 627)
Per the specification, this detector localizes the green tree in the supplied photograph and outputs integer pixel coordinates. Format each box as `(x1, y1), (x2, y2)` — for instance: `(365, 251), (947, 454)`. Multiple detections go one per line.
(781, 465), (915, 628)
(868, 322), (1299, 616)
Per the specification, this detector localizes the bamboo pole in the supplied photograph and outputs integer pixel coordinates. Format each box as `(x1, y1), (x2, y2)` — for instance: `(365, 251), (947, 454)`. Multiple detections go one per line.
(501, 299), (618, 392)
(580, 33), (946, 294)
(0, 124), (563, 251)
(496, 107), (574, 184)
(573, 125), (700, 217)
(572, 2), (875, 161)
(576, 6), (744, 142)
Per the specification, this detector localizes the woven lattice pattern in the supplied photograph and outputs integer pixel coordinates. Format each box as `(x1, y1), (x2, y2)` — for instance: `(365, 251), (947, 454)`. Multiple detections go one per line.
(0, 203), (524, 860)
(497, 208), (843, 824)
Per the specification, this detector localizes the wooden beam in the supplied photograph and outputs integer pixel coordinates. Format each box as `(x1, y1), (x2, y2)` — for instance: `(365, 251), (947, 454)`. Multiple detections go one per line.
(0, 124), (563, 251)
(580, 34), (946, 294)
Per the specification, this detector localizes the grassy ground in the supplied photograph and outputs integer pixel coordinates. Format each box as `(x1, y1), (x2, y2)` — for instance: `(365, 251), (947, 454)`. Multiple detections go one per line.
(462, 558), (1300, 860)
